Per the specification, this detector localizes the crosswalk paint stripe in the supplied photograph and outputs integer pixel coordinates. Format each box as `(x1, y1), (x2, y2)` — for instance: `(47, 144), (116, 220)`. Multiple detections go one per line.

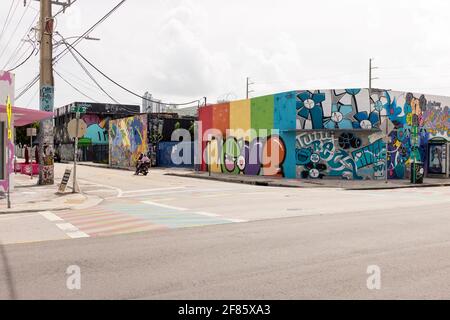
(79, 218), (154, 232)
(40, 211), (64, 222)
(56, 223), (79, 232)
(64, 212), (127, 223)
(89, 223), (167, 237)
(58, 211), (107, 218)
(76, 217), (145, 229)
(141, 201), (189, 211)
(66, 231), (90, 239)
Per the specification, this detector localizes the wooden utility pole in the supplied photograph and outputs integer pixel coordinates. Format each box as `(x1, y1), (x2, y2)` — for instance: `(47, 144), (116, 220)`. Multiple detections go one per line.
(38, 0), (55, 185)
(36, 0), (73, 185)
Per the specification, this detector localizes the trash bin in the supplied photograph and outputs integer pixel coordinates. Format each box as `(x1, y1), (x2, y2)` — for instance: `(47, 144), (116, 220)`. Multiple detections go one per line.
(411, 162), (424, 184)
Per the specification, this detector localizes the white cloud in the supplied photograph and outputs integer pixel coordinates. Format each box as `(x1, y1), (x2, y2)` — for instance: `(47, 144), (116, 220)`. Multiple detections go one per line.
(2, 0), (450, 108)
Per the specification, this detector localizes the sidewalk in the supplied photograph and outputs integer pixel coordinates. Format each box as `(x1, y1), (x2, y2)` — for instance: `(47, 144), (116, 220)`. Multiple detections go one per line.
(0, 172), (102, 214)
(166, 170), (450, 190)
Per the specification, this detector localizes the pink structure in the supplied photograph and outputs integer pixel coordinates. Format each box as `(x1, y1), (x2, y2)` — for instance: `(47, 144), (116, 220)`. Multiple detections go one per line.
(1, 71), (53, 193)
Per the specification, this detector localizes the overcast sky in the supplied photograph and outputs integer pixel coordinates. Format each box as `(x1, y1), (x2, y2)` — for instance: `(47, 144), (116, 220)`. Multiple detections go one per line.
(2, 0), (450, 109)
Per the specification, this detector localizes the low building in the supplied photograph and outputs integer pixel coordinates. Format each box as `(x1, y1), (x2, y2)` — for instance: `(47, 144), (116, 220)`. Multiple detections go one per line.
(1, 71), (53, 193)
(198, 89), (450, 180)
(148, 113), (196, 167)
(54, 102), (140, 163)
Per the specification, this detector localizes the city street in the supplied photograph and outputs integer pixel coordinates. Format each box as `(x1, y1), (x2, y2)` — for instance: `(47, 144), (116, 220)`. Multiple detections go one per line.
(1, 164), (450, 299)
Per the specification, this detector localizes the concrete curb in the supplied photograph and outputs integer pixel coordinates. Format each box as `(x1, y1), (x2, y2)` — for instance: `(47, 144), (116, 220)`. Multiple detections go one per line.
(0, 193), (103, 215)
(165, 173), (450, 191)
(165, 173), (321, 189)
(346, 183), (450, 191)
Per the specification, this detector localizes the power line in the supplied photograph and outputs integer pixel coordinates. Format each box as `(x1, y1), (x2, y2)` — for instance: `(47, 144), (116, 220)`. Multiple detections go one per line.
(0, 0), (17, 45)
(63, 42), (202, 107)
(54, 69), (100, 103)
(0, 0), (28, 62)
(15, 0), (121, 101)
(2, 8), (39, 70)
(53, 0), (126, 65)
(56, 65), (110, 95)
(58, 34), (120, 104)
(6, 46), (36, 72)
(16, 74), (39, 100)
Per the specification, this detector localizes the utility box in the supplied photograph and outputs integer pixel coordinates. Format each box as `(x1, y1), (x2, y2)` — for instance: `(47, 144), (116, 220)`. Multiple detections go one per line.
(411, 162), (424, 184)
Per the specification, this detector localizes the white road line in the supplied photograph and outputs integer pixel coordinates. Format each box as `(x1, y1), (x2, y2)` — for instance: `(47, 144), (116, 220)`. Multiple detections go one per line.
(121, 187), (186, 194)
(56, 223), (79, 232)
(142, 201), (188, 211)
(196, 211), (220, 217)
(228, 219), (248, 223)
(40, 211), (64, 222)
(83, 189), (117, 194)
(41, 211), (92, 239)
(141, 202), (249, 223)
(66, 231), (90, 239)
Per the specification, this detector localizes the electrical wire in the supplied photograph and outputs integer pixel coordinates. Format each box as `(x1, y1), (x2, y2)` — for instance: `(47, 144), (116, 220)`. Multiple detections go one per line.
(57, 35), (120, 103)
(2, 9), (39, 70)
(54, 69), (100, 103)
(53, 0), (126, 64)
(15, 0), (119, 100)
(63, 42), (201, 107)
(53, 0), (78, 20)
(15, 74), (39, 101)
(0, 0), (30, 62)
(6, 46), (36, 72)
(0, 0), (17, 45)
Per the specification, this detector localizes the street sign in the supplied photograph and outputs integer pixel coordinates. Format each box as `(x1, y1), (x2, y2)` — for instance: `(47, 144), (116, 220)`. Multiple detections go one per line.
(67, 118), (87, 139)
(6, 96), (12, 140)
(27, 128), (37, 137)
(70, 105), (88, 114)
(58, 168), (72, 193)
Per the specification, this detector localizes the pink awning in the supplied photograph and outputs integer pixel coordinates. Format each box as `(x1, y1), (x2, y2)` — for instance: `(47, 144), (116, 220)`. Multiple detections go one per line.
(0, 105), (53, 127)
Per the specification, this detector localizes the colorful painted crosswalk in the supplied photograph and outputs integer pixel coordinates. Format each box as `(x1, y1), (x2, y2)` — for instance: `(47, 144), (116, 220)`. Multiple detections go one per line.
(43, 199), (241, 239)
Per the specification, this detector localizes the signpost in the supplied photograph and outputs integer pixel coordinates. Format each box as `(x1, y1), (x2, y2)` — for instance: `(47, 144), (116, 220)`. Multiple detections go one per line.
(411, 125), (420, 184)
(68, 105), (88, 193)
(27, 128), (37, 179)
(6, 96), (12, 209)
(378, 117), (395, 183)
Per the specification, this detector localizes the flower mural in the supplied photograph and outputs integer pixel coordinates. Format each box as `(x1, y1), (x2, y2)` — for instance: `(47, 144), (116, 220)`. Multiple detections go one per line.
(324, 103), (354, 129)
(352, 111), (380, 129)
(296, 91), (325, 129)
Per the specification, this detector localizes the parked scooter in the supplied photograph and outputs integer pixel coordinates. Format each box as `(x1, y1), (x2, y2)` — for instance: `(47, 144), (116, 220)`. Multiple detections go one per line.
(135, 153), (151, 176)
(136, 161), (151, 176)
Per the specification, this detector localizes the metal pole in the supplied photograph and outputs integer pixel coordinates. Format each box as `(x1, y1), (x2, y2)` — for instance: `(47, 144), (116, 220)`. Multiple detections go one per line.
(369, 59), (372, 113)
(6, 144), (11, 209)
(208, 138), (211, 177)
(30, 135), (33, 179)
(385, 116), (389, 184)
(246, 77), (249, 100)
(73, 112), (79, 193)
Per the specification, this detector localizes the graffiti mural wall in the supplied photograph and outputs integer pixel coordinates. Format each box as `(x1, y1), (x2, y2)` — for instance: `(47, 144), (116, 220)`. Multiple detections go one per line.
(109, 114), (148, 169)
(199, 88), (450, 180)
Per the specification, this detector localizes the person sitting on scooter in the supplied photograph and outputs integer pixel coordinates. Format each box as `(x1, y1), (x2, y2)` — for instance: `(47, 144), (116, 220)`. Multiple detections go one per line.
(135, 153), (150, 175)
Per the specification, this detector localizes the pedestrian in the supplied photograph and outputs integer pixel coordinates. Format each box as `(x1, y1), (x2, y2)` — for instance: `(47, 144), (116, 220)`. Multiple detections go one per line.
(24, 144), (29, 164)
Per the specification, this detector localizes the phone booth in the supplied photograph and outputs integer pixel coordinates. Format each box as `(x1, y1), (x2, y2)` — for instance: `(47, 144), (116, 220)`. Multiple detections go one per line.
(427, 138), (448, 177)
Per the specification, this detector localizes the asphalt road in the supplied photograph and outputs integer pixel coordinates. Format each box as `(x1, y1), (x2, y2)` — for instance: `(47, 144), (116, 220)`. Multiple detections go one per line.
(2, 200), (450, 299)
